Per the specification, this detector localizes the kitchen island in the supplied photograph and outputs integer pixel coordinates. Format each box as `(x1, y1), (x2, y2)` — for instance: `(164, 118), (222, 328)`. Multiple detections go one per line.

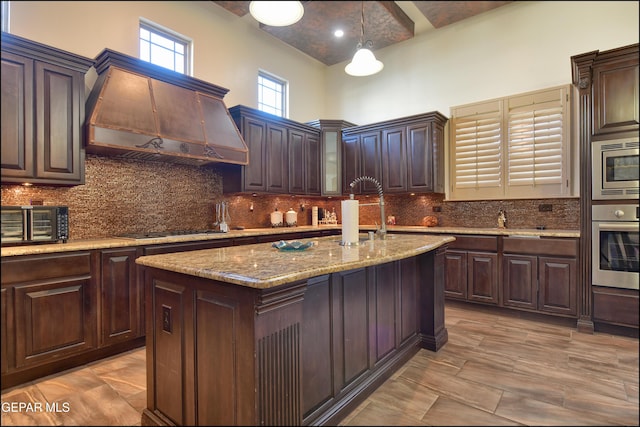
(136, 233), (454, 426)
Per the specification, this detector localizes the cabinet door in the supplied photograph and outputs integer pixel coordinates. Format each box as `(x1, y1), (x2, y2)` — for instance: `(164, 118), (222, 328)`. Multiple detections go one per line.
(592, 56), (639, 136)
(101, 248), (141, 346)
(381, 126), (406, 193)
(266, 123), (288, 193)
(305, 131), (321, 195)
(3, 252), (97, 371)
(444, 249), (467, 299)
(406, 122), (434, 192)
(34, 60), (85, 183)
(360, 131), (382, 194)
(538, 256), (576, 316)
(322, 129), (341, 196)
(241, 116), (267, 192)
(1, 51), (34, 180)
(342, 134), (360, 194)
(288, 129), (306, 194)
(14, 277), (96, 368)
(332, 268), (370, 394)
(503, 254), (537, 310)
(467, 251), (498, 305)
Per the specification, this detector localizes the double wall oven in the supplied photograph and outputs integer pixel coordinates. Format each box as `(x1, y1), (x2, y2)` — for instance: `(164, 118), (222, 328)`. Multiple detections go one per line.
(591, 136), (639, 291)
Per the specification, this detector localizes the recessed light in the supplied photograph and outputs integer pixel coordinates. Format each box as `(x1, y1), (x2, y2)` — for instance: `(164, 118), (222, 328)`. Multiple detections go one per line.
(334, 29), (344, 38)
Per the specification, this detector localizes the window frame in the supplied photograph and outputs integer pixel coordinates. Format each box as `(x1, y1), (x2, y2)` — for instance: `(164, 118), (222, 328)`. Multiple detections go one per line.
(139, 18), (191, 75)
(448, 85), (573, 201)
(258, 70), (288, 118)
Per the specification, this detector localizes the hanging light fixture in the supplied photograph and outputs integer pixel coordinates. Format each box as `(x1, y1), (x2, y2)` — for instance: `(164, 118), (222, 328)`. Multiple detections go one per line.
(345, 1), (384, 77)
(249, 1), (304, 27)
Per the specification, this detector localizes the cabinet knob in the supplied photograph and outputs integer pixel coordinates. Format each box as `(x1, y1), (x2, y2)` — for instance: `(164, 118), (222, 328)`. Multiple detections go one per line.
(614, 209), (625, 218)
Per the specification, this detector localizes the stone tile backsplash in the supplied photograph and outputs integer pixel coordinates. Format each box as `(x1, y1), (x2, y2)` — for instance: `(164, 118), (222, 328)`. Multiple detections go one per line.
(1, 155), (579, 240)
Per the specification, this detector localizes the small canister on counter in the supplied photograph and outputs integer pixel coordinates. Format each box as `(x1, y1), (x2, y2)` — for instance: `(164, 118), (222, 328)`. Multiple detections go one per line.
(286, 207), (297, 227)
(270, 208), (283, 227)
(312, 206), (318, 226)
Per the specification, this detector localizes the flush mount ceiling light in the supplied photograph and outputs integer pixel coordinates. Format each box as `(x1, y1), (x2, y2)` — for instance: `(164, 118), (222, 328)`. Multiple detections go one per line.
(345, 0), (384, 77)
(249, 1), (304, 27)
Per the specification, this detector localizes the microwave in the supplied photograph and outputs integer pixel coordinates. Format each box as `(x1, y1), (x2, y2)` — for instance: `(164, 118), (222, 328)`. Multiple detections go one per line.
(592, 137), (639, 200)
(1, 206), (69, 246)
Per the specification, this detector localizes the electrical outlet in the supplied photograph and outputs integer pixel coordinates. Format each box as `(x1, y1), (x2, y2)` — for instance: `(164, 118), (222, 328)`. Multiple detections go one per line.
(538, 204), (553, 212)
(432, 206), (442, 212)
(162, 306), (172, 333)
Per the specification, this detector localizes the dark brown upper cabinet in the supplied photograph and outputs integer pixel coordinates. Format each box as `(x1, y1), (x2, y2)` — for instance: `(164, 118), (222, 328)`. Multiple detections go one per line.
(306, 120), (357, 196)
(222, 105), (321, 195)
(1, 32), (93, 185)
(343, 112), (448, 195)
(342, 129), (382, 195)
(591, 45), (639, 137)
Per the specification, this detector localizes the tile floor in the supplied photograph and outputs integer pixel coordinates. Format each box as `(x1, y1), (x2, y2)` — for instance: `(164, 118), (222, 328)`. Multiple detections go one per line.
(1, 303), (638, 426)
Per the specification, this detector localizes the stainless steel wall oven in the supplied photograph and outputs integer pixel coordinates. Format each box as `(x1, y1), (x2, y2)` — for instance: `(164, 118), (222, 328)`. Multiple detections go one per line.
(592, 204), (639, 290)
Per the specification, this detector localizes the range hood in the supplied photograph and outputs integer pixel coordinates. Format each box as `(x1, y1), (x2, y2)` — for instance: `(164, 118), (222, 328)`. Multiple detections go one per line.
(85, 49), (248, 166)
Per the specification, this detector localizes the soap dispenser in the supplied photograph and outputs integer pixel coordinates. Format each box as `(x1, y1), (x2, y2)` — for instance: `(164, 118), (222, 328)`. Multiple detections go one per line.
(498, 209), (507, 229)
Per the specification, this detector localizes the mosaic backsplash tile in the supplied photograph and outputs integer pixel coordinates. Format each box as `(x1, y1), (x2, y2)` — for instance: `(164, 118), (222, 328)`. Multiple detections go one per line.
(1, 155), (579, 240)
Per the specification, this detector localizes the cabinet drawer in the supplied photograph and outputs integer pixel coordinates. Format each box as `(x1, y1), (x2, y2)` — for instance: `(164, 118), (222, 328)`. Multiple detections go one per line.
(447, 235), (498, 251)
(593, 286), (639, 327)
(503, 238), (577, 257)
(1, 252), (91, 284)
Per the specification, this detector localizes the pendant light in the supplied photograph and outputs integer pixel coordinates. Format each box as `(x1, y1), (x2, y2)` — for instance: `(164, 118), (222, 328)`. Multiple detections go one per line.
(345, 1), (384, 77)
(249, 1), (304, 27)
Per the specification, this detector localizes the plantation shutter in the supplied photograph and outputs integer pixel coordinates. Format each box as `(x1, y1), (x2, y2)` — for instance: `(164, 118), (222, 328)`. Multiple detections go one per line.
(450, 100), (504, 200)
(449, 85), (571, 200)
(505, 86), (569, 198)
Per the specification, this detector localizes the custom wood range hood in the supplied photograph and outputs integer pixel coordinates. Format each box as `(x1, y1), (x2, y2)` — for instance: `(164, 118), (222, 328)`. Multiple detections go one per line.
(85, 49), (248, 166)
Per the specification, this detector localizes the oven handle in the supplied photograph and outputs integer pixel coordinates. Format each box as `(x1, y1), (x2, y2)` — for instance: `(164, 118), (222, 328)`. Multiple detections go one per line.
(595, 222), (639, 232)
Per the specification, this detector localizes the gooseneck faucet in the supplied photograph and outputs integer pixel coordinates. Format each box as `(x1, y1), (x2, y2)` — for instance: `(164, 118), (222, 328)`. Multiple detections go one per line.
(349, 176), (387, 240)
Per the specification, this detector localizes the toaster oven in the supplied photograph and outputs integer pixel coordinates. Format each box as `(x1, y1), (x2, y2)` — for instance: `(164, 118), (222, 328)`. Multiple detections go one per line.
(1, 205), (69, 246)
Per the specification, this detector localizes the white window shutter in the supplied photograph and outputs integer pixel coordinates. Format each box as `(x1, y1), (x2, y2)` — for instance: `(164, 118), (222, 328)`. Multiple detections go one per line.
(506, 86), (569, 198)
(448, 85), (571, 201)
(450, 100), (504, 200)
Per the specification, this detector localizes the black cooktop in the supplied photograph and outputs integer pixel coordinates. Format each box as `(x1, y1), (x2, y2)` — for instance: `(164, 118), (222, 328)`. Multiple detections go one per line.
(118, 230), (223, 239)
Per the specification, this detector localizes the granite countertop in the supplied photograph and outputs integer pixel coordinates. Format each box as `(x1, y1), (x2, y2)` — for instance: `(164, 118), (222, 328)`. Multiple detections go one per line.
(135, 234), (455, 289)
(0, 225), (580, 257)
(0, 226), (341, 257)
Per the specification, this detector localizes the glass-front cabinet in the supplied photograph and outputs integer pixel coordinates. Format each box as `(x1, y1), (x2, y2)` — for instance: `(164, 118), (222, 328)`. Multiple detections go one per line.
(323, 130), (339, 195)
(307, 119), (357, 196)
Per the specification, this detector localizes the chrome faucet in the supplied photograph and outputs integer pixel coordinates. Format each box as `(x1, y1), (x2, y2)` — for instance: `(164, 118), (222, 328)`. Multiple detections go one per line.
(349, 176), (387, 240)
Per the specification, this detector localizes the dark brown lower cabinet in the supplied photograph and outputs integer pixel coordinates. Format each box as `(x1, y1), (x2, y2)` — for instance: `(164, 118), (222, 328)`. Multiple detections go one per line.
(100, 247), (142, 346)
(592, 286), (639, 328)
(141, 249), (446, 426)
(502, 238), (577, 317)
(444, 235), (499, 305)
(1, 252), (100, 388)
(444, 234), (579, 321)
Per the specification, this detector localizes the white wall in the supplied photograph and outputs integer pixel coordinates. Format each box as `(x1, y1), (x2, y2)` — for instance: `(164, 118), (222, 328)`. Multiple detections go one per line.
(326, 1), (639, 125)
(7, 1), (639, 125)
(7, 1), (327, 122)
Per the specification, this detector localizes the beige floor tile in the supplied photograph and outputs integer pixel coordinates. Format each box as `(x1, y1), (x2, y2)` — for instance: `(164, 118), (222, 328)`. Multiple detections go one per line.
(421, 395), (523, 426)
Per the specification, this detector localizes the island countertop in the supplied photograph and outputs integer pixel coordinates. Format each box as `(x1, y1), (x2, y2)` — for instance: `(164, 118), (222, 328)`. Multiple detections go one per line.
(136, 233), (455, 289)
